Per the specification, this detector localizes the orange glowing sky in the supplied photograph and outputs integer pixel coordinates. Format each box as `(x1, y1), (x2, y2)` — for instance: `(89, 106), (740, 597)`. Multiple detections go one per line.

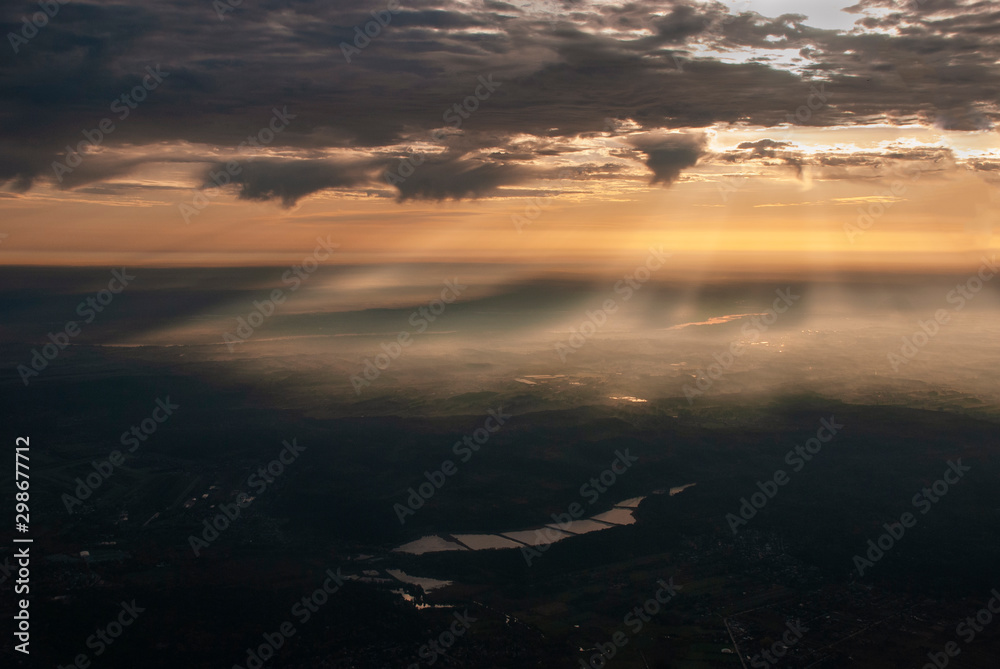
(2, 0), (999, 275)
(2, 124), (997, 274)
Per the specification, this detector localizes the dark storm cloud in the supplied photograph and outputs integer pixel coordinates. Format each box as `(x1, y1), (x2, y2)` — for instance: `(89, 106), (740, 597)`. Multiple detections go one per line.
(727, 139), (803, 178)
(392, 156), (532, 201)
(736, 139), (793, 157)
(629, 133), (707, 185)
(719, 142), (956, 183)
(197, 152), (532, 205)
(204, 159), (377, 207)
(1, 0), (999, 199)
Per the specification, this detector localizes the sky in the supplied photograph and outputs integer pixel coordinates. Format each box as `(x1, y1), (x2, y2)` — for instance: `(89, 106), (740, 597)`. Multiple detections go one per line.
(1, 0), (999, 274)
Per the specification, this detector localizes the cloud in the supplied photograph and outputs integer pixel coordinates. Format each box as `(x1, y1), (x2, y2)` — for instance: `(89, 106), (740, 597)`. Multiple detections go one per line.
(2, 0), (999, 202)
(736, 139), (793, 157)
(628, 132), (707, 185)
(204, 159), (376, 207)
(390, 157), (533, 201)
(729, 139), (803, 178)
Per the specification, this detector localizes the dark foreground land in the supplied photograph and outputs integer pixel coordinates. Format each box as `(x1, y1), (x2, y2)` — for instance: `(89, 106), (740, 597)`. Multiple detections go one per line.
(3, 349), (1000, 668)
